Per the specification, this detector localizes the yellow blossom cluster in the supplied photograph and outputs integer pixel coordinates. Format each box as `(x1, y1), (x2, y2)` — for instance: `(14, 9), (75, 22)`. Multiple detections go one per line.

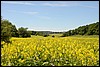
(1, 37), (99, 66)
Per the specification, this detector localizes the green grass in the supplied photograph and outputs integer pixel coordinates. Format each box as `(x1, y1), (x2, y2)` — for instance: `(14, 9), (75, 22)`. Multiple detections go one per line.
(67, 35), (99, 38)
(31, 34), (99, 38)
(11, 34), (99, 39)
(49, 34), (63, 37)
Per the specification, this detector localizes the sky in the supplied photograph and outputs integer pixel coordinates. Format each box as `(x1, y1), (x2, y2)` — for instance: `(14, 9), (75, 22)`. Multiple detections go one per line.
(1, 1), (99, 32)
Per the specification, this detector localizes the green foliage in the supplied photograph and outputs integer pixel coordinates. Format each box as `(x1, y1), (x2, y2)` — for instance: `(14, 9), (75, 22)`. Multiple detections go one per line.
(1, 18), (13, 43)
(52, 35), (55, 37)
(1, 16), (18, 37)
(18, 27), (31, 38)
(61, 33), (67, 37)
(11, 25), (19, 37)
(86, 22), (99, 35)
(35, 32), (42, 36)
(43, 35), (49, 37)
(63, 22), (99, 37)
(1, 16), (32, 44)
(35, 31), (49, 37)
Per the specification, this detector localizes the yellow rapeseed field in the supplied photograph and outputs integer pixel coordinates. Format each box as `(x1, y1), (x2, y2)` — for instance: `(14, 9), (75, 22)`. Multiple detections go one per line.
(1, 36), (99, 66)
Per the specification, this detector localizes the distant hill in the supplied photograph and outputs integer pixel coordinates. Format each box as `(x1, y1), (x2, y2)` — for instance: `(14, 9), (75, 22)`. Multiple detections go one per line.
(62, 22), (99, 36)
(31, 31), (64, 35)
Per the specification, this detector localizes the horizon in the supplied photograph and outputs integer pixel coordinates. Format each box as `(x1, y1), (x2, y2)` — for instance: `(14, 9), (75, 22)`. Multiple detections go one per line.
(1, 1), (99, 32)
(27, 21), (99, 32)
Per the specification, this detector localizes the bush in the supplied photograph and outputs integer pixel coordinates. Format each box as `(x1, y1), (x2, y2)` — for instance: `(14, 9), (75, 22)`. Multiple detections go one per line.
(52, 35), (55, 37)
(61, 33), (68, 37)
(43, 35), (49, 37)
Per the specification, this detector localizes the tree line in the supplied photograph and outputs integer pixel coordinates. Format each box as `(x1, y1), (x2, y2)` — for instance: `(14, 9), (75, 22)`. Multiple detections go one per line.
(62, 22), (99, 37)
(1, 16), (32, 43)
(1, 16), (53, 43)
(1, 16), (99, 43)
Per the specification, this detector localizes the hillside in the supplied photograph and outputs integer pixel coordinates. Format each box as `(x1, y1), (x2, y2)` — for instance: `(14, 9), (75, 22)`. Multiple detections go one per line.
(62, 22), (99, 36)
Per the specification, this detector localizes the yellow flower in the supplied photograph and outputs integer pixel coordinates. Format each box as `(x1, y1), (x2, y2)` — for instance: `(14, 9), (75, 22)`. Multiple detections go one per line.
(59, 53), (62, 57)
(1, 36), (99, 66)
(21, 59), (25, 63)
(18, 59), (21, 62)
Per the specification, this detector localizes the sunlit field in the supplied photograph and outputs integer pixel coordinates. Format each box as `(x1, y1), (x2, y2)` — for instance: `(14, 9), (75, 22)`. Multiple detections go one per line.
(1, 36), (99, 66)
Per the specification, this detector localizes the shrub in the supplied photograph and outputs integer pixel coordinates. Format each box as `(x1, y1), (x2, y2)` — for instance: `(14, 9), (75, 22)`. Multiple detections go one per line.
(43, 35), (49, 37)
(52, 35), (55, 37)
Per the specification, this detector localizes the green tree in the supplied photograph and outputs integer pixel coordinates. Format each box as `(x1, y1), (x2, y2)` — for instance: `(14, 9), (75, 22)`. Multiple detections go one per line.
(1, 19), (12, 43)
(18, 27), (31, 37)
(11, 25), (19, 37)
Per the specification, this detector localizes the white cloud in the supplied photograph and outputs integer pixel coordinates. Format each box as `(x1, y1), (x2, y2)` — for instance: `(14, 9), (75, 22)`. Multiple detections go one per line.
(79, 5), (98, 8)
(42, 1), (98, 9)
(38, 16), (51, 20)
(23, 12), (38, 15)
(2, 1), (98, 9)
(8, 10), (50, 19)
(8, 10), (38, 15)
(42, 1), (79, 7)
(1, 1), (35, 5)
(43, 3), (66, 7)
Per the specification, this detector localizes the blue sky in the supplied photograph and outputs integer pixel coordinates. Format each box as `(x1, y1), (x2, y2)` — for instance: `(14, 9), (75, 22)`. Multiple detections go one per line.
(1, 1), (99, 32)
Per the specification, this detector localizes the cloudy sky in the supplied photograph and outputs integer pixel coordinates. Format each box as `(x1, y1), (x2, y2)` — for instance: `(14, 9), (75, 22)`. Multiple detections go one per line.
(1, 1), (99, 32)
